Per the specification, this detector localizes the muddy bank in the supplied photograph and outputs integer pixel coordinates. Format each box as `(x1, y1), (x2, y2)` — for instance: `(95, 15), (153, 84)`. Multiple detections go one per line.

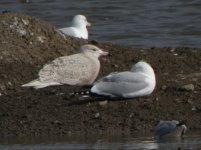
(0, 12), (201, 137)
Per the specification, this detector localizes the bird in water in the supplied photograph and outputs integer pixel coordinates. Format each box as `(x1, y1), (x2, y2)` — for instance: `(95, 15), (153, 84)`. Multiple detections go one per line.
(154, 120), (187, 139)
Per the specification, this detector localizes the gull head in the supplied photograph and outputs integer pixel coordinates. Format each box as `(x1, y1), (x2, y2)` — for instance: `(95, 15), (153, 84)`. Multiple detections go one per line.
(177, 120), (187, 136)
(80, 44), (109, 58)
(72, 14), (91, 28)
(131, 61), (155, 78)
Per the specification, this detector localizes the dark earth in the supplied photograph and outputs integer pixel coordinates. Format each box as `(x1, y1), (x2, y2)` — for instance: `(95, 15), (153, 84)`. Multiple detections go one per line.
(0, 12), (201, 137)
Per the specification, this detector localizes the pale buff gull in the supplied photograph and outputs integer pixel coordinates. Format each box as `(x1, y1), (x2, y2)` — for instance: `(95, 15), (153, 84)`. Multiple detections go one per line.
(22, 44), (108, 89)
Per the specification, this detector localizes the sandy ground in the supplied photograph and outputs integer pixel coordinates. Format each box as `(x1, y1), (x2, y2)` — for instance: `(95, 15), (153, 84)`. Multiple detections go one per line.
(0, 12), (201, 137)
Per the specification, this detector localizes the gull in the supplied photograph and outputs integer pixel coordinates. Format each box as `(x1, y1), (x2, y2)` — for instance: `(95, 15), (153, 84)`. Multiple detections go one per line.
(90, 61), (156, 98)
(22, 44), (108, 89)
(59, 14), (91, 39)
(154, 120), (187, 139)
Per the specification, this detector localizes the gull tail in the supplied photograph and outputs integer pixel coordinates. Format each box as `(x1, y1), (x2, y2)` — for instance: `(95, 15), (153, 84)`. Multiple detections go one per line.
(22, 79), (61, 89)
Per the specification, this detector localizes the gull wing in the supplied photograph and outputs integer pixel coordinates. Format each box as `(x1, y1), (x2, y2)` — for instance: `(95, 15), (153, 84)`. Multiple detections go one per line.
(91, 72), (149, 97)
(39, 54), (96, 85)
(59, 27), (82, 38)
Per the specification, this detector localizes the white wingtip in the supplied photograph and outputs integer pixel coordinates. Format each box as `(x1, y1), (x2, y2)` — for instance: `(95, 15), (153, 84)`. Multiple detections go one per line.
(90, 85), (98, 93)
(22, 80), (61, 89)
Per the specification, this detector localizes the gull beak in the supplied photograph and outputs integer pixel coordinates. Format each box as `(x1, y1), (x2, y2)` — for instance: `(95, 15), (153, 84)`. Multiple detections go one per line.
(99, 49), (109, 56)
(87, 21), (91, 27)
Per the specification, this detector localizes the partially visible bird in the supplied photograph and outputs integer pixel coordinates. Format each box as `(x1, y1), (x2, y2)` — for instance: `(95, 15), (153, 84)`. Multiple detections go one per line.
(154, 120), (187, 139)
(59, 14), (91, 39)
(22, 44), (108, 89)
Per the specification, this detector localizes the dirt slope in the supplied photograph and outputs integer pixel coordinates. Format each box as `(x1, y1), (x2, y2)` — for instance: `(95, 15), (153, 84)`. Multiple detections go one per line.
(0, 12), (201, 137)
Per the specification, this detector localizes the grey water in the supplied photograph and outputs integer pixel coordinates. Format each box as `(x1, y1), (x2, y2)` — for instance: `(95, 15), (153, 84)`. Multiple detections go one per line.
(0, 0), (201, 47)
(0, 131), (201, 150)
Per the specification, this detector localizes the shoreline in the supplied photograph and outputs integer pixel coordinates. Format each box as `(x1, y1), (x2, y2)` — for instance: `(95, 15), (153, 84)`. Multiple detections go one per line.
(0, 12), (201, 137)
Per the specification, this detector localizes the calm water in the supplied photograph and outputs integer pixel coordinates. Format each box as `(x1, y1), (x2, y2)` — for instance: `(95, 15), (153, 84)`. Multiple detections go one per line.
(0, 0), (201, 47)
(0, 131), (201, 150)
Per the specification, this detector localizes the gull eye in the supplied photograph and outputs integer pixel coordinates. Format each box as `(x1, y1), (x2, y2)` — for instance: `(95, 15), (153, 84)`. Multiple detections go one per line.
(92, 49), (96, 51)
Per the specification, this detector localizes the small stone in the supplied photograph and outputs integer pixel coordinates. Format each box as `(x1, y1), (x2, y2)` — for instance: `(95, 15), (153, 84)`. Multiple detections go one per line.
(161, 85), (167, 90)
(56, 93), (64, 96)
(9, 25), (14, 29)
(170, 48), (175, 52)
(129, 113), (134, 118)
(187, 99), (193, 104)
(192, 106), (196, 111)
(37, 36), (45, 43)
(78, 95), (90, 101)
(94, 112), (100, 118)
(180, 84), (194, 91)
(54, 120), (62, 125)
(17, 29), (27, 36)
(99, 100), (108, 106)
(112, 64), (118, 68)
(7, 81), (12, 86)
(22, 19), (29, 25)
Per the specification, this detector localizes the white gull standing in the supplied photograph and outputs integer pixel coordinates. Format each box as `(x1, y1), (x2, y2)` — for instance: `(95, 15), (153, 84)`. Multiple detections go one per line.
(90, 61), (156, 98)
(22, 44), (108, 89)
(59, 14), (91, 39)
(154, 120), (187, 139)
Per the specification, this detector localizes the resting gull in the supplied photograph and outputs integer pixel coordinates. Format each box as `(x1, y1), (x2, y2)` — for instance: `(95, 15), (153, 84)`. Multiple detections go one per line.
(59, 14), (91, 39)
(154, 120), (187, 139)
(22, 44), (108, 89)
(90, 61), (156, 98)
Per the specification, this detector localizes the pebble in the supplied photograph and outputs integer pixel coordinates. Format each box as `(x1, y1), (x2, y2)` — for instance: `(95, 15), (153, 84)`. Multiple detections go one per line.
(17, 29), (27, 36)
(78, 95), (90, 101)
(7, 81), (12, 86)
(180, 84), (195, 91)
(170, 48), (176, 52)
(99, 100), (108, 106)
(53, 120), (62, 125)
(187, 99), (193, 104)
(37, 36), (45, 43)
(161, 85), (167, 90)
(192, 106), (197, 111)
(94, 112), (100, 118)
(22, 19), (29, 25)
(112, 64), (118, 68)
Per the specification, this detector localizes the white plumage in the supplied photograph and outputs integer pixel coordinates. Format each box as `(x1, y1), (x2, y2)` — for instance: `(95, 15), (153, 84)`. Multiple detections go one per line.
(59, 14), (91, 39)
(90, 61), (156, 98)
